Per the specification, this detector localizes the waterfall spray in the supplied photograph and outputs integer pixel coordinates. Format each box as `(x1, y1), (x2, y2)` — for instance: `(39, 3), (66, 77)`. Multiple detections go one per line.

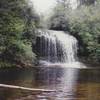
(37, 30), (79, 64)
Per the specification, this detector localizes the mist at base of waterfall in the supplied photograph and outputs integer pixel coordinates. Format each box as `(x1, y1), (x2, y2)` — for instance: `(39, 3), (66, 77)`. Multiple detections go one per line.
(39, 60), (86, 69)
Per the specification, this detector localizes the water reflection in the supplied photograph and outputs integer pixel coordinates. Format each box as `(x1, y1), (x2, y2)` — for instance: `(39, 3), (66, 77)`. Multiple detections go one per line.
(0, 67), (100, 100)
(56, 69), (78, 100)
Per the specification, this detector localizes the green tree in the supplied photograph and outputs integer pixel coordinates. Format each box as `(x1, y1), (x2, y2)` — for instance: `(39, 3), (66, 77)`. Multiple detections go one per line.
(47, 0), (70, 31)
(0, 0), (39, 67)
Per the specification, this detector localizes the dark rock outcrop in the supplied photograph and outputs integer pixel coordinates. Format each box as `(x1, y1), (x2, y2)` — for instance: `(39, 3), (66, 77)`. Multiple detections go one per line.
(32, 35), (63, 62)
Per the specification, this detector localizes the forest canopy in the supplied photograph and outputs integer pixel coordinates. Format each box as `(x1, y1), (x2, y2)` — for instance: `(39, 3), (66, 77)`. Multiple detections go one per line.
(0, 0), (40, 67)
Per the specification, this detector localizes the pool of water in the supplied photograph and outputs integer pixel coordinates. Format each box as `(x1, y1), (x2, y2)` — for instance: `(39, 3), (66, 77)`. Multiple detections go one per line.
(0, 67), (100, 100)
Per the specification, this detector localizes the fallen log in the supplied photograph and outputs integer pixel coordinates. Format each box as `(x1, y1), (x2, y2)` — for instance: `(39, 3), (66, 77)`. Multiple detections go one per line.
(0, 84), (55, 92)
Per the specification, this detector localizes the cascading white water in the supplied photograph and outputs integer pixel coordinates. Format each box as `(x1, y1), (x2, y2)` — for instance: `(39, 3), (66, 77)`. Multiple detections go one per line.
(38, 30), (80, 66)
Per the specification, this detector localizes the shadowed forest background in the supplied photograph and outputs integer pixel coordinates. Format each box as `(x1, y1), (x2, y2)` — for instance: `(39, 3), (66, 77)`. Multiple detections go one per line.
(0, 0), (100, 67)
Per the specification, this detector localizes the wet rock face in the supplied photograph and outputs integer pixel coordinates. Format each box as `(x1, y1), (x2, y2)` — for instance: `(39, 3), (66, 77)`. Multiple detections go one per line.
(32, 36), (63, 62)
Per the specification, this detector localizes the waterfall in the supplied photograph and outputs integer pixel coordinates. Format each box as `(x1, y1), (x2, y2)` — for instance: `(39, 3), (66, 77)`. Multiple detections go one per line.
(36, 30), (82, 67)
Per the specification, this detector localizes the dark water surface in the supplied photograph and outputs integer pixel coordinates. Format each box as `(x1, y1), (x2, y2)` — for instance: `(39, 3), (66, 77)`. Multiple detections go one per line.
(0, 67), (100, 100)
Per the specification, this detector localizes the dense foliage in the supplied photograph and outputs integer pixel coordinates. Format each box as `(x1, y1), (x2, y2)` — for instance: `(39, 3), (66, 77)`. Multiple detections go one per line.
(47, 0), (100, 64)
(0, 0), (39, 67)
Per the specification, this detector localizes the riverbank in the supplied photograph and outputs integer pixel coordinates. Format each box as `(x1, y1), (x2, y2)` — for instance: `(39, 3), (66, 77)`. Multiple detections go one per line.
(0, 43), (37, 68)
(0, 60), (34, 68)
